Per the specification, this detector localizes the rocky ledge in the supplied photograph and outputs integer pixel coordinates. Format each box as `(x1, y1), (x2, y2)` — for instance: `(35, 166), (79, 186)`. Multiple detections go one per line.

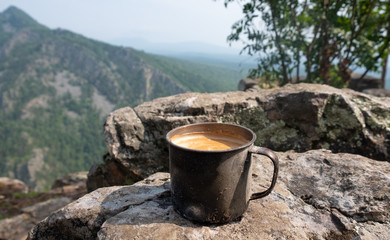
(28, 150), (389, 239)
(24, 83), (390, 239)
(0, 172), (88, 240)
(87, 83), (390, 190)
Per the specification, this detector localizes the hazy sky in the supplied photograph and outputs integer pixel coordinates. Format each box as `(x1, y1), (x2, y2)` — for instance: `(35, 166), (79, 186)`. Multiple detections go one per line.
(0, 0), (243, 49)
(1, 0), (388, 87)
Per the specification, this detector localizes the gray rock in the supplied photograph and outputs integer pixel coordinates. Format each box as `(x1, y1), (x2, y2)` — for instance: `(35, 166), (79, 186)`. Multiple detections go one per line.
(363, 88), (390, 98)
(28, 173), (170, 240)
(348, 73), (382, 92)
(22, 197), (72, 221)
(0, 172), (88, 240)
(28, 150), (390, 240)
(51, 171), (88, 189)
(0, 197), (71, 240)
(237, 78), (259, 91)
(281, 150), (390, 224)
(90, 83), (390, 190)
(0, 214), (34, 240)
(0, 177), (29, 196)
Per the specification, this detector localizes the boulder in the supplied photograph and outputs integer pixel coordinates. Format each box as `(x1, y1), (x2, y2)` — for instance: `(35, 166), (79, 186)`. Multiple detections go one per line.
(0, 197), (72, 240)
(87, 153), (141, 192)
(363, 89), (390, 98)
(28, 150), (390, 240)
(0, 177), (29, 196)
(88, 83), (390, 190)
(348, 73), (382, 92)
(0, 214), (35, 240)
(237, 78), (260, 91)
(51, 171), (88, 199)
(51, 171), (88, 189)
(0, 173), (88, 240)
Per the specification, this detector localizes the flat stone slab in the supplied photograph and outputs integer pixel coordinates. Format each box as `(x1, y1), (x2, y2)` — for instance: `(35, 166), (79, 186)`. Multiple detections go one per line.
(29, 150), (390, 240)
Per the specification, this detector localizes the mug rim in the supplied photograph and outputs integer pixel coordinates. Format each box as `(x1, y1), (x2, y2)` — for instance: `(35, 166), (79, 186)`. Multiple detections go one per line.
(166, 122), (256, 153)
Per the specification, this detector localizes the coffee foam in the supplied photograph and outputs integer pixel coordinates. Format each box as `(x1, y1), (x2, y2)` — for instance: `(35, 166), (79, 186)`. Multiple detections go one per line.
(170, 132), (247, 150)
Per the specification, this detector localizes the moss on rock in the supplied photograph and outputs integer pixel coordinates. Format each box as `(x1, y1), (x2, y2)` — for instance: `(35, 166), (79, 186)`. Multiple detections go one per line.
(221, 107), (299, 151)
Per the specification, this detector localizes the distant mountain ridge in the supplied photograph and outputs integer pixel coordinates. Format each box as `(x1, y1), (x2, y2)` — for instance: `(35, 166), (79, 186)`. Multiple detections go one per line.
(111, 37), (241, 55)
(0, 6), (243, 190)
(111, 37), (258, 71)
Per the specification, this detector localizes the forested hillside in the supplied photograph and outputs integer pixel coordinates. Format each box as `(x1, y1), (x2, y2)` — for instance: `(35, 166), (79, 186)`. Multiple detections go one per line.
(0, 6), (243, 190)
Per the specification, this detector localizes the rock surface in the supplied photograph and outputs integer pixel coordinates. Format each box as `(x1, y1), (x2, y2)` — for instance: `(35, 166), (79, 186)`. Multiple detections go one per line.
(28, 150), (390, 240)
(51, 171), (88, 189)
(0, 172), (88, 240)
(363, 89), (390, 98)
(0, 177), (29, 196)
(88, 83), (390, 189)
(348, 73), (382, 92)
(0, 197), (72, 240)
(86, 153), (139, 193)
(237, 78), (260, 91)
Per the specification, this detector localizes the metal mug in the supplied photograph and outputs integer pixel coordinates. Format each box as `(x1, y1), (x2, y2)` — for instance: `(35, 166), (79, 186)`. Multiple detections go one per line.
(166, 123), (279, 224)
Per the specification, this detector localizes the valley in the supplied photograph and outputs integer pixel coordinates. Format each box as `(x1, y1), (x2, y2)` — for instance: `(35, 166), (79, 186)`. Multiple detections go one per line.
(0, 6), (245, 190)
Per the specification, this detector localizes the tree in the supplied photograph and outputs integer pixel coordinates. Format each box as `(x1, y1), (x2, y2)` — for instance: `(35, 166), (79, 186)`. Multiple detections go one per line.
(224, 0), (390, 88)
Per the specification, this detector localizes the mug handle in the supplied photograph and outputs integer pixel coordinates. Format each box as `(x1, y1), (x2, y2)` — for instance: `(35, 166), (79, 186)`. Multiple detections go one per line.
(248, 145), (279, 200)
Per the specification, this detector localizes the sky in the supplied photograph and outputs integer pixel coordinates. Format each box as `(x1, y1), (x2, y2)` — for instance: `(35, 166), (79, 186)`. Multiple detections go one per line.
(0, 0), (388, 87)
(0, 0), (244, 51)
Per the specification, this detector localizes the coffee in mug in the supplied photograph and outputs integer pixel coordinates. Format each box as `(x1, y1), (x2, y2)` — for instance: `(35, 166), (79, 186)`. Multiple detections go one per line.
(166, 122), (279, 224)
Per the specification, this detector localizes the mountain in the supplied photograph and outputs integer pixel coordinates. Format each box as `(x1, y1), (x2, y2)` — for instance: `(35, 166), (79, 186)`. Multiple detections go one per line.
(111, 37), (257, 71)
(111, 38), (241, 55)
(0, 6), (245, 190)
